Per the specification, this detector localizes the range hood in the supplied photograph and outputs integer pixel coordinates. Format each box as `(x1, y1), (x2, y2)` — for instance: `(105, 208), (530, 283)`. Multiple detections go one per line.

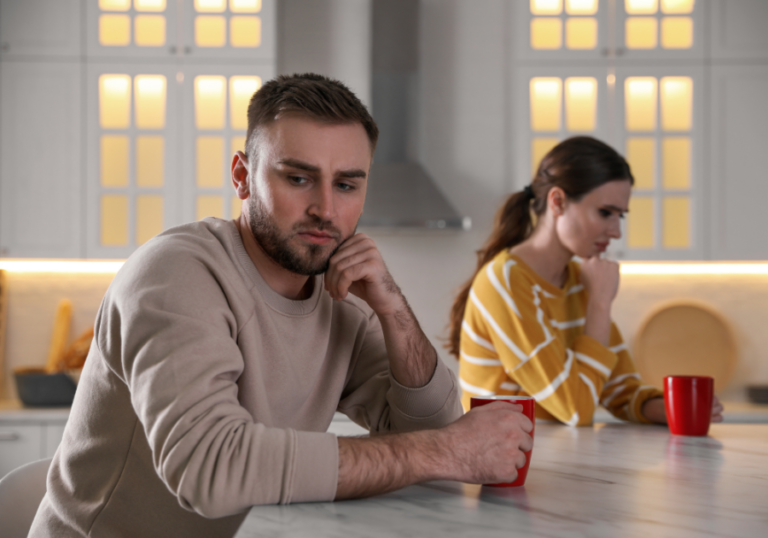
(359, 0), (469, 231)
(361, 162), (471, 230)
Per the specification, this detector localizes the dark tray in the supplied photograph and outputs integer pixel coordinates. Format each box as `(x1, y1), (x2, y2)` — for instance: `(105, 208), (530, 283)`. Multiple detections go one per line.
(15, 369), (77, 407)
(746, 385), (768, 405)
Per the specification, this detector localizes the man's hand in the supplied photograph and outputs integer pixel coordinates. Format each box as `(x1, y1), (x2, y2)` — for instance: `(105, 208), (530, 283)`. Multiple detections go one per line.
(325, 233), (404, 317)
(325, 234), (436, 388)
(336, 402), (533, 500)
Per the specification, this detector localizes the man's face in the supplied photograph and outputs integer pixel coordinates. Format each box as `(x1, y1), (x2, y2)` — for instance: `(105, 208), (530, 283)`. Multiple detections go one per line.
(246, 115), (371, 276)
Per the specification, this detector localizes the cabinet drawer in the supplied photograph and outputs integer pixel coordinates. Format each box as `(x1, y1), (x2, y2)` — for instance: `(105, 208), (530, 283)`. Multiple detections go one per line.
(0, 424), (43, 479)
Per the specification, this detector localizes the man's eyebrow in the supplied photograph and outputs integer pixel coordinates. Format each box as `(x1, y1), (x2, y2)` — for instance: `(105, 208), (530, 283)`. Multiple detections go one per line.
(337, 169), (367, 180)
(277, 158), (320, 173)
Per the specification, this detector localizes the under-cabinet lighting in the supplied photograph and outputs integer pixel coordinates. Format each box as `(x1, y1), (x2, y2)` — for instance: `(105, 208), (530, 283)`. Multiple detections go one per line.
(0, 260), (125, 274)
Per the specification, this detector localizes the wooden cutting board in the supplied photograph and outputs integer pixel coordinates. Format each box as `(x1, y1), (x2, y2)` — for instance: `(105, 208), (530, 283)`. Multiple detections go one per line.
(633, 301), (737, 394)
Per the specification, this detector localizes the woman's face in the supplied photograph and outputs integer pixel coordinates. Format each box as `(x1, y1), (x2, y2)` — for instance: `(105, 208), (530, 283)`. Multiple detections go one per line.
(555, 179), (631, 259)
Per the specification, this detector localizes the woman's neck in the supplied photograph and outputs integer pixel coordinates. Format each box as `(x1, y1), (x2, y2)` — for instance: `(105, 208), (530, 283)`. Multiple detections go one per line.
(509, 224), (573, 288)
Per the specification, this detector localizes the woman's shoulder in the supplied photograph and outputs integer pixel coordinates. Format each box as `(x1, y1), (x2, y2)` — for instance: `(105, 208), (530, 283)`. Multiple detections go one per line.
(473, 250), (532, 292)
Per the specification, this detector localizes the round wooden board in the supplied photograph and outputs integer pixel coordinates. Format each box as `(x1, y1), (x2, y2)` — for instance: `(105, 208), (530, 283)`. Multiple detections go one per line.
(633, 301), (737, 394)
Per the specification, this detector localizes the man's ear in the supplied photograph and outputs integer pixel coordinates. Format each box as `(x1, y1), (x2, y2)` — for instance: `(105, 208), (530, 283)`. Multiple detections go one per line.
(548, 186), (567, 217)
(231, 151), (251, 200)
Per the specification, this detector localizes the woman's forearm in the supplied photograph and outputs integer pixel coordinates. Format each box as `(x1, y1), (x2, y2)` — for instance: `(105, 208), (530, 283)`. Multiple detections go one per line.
(584, 299), (612, 346)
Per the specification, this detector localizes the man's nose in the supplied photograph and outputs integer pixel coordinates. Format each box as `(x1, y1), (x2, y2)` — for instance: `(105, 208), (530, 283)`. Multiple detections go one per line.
(308, 182), (335, 221)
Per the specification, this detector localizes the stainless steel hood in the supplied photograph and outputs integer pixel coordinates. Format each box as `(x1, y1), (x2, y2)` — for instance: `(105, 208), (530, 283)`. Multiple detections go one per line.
(361, 162), (471, 230)
(360, 0), (469, 231)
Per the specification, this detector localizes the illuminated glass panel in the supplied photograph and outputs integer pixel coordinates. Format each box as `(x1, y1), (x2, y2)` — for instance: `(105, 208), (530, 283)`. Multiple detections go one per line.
(99, 0), (130, 11)
(230, 16), (261, 47)
(531, 18), (562, 50)
(661, 0), (694, 14)
(530, 0), (563, 15)
(565, 77), (597, 131)
(231, 135), (247, 157)
(100, 135), (129, 187)
(99, 14), (131, 46)
(627, 196), (655, 248)
(195, 0), (226, 12)
(231, 197), (243, 219)
(530, 77), (562, 132)
(566, 18), (597, 49)
(136, 195), (164, 245)
(136, 136), (164, 188)
(660, 76), (692, 131)
(625, 0), (658, 14)
(626, 17), (658, 49)
(135, 0), (167, 11)
(195, 16), (226, 47)
(661, 17), (693, 49)
(196, 136), (225, 188)
(625, 77), (657, 132)
(662, 137), (691, 190)
(195, 76), (227, 129)
(531, 138), (560, 176)
(135, 15), (166, 46)
(135, 75), (167, 130)
(231, 0), (262, 13)
(101, 195), (129, 246)
(99, 74), (132, 129)
(626, 137), (655, 190)
(197, 195), (224, 220)
(229, 77), (261, 130)
(663, 197), (690, 248)
(566, 0), (598, 15)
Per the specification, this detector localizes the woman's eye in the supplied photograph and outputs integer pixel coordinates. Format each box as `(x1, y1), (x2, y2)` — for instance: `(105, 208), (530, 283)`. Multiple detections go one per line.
(599, 209), (611, 218)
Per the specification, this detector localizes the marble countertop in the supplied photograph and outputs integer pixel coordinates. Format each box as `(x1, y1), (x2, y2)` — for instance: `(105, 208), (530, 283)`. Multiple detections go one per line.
(235, 423), (768, 538)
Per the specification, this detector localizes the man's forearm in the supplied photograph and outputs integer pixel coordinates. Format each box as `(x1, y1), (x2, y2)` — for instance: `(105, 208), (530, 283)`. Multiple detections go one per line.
(336, 430), (446, 500)
(377, 299), (438, 388)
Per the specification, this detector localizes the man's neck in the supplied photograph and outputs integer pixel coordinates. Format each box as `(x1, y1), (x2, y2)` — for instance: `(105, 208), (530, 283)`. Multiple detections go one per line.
(235, 216), (314, 300)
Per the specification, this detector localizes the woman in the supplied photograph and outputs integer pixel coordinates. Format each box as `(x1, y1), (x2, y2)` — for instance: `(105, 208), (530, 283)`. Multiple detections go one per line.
(448, 136), (723, 426)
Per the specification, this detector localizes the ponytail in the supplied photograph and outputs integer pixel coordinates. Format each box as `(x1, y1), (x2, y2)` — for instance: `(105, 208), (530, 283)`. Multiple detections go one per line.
(446, 189), (534, 357)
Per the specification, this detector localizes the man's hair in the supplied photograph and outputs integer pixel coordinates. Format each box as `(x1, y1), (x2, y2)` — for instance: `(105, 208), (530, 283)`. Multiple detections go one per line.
(245, 73), (379, 158)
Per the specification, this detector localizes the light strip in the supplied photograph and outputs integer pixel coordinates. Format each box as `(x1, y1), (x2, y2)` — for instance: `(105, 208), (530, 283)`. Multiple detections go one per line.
(0, 260), (125, 274)
(620, 263), (768, 275)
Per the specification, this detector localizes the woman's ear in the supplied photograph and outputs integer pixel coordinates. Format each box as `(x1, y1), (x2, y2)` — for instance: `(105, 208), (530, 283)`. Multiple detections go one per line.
(548, 186), (567, 217)
(231, 151), (251, 200)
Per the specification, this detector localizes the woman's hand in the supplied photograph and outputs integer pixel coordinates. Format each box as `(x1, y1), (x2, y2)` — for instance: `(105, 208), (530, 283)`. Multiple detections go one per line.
(580, 257), (620, 307)
(711, 395), (724, 423)
(642, 395), (725, 424)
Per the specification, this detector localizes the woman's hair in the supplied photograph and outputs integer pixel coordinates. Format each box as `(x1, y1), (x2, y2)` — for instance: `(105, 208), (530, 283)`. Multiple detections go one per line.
(446, 136), (634, 357)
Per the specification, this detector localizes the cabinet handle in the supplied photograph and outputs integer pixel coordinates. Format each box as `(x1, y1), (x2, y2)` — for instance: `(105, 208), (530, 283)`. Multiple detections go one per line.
(0, 432), (20, 441)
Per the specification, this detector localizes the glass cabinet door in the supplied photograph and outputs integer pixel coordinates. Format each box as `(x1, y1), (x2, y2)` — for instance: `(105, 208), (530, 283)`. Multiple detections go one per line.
(616, 0), (705, 60)
(86, 0), (179, 58)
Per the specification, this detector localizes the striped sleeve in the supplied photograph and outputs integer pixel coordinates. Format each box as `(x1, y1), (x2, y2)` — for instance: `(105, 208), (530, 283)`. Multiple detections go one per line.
(599, 325), (664, 423)
(461, 259), (619, 426)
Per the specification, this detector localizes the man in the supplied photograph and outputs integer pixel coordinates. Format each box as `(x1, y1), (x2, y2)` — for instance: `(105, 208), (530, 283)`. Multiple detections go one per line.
(30, 74), (532, 537)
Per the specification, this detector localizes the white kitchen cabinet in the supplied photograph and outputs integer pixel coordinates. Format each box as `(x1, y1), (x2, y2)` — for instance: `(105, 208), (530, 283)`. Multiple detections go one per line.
(709, 0), (768, 61)
(0, 61), (83, 258)
(0, 0), (82, 59)
(708, 65), (768, 260)
(0, 423), (42, 478)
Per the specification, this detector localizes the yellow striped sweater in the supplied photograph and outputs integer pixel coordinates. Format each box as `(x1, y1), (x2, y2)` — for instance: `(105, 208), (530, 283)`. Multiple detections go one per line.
(459, 250), (663, 426)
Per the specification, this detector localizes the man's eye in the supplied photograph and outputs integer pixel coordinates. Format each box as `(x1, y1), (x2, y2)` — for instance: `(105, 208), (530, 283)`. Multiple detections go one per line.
(337, 182), (354, 192)
(289, 176), (308, 185)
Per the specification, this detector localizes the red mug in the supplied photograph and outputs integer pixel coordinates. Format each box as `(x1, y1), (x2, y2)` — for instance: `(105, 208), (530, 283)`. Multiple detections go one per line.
(664, 376), (714, 436)
(470, 395), (535, 487)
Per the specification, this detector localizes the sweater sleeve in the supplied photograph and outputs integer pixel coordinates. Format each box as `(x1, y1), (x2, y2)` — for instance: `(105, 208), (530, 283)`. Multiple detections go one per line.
(100, 247), (338, 517)
(599, 324), (664, 423)
(336, 308), (463, 434)
(462, 260), (619, 426)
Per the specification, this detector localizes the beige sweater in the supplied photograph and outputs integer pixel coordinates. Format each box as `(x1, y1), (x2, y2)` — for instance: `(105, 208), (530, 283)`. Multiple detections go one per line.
(30, 219), (462, 538)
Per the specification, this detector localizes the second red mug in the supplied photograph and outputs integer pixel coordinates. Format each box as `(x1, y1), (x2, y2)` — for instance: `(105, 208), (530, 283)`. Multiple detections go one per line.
(469, 395), (535, 487)
(664, 375), (714, 436)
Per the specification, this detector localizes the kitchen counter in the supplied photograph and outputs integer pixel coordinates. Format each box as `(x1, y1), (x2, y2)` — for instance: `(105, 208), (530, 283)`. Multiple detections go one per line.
(235, 423), (768, 538)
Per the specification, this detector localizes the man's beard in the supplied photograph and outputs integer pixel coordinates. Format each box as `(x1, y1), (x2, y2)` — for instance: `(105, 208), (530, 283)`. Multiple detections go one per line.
(247, 195), (352, 276)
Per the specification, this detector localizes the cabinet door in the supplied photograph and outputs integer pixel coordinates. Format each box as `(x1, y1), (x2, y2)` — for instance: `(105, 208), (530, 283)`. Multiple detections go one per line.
(179, 63), (275, 225)
(512, 0), (610, 62)
(0, 62), (83, 258)
(709, 65), (768, 260)
(86, 0), (179, 59)
(0, 0), (82, 58)
(613, 65), (705, 260)
(181, 0), (275, 62)
(710, 0), (768, 60)
(85, 63), (179, 259)
(0, 423), (42, 478)
(43, 422), (66, 457)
